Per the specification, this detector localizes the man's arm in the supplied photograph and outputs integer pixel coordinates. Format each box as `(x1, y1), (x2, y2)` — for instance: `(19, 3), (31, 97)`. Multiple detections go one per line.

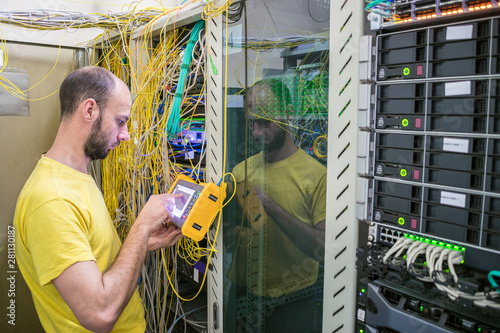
(263, 195), (325, 260)
(53, 194), (183, 333)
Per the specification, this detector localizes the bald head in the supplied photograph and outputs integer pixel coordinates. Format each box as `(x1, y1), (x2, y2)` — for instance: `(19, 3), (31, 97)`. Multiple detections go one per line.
(59, 66), (120, 120)
(247, 78), (292, 120)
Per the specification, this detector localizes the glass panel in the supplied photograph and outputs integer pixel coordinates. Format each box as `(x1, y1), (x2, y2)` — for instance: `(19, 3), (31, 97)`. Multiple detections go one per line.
(223, 1), (330, 332)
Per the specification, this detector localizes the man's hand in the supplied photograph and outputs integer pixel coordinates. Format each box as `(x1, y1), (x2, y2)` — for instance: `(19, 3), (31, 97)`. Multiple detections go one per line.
(252, 184), (274, 214)
(138, 193), (185, 251)
(147, 223), (184, 251)
(135, 193), (180, 234)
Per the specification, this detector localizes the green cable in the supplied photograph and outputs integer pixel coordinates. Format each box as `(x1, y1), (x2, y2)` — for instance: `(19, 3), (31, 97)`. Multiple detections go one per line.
(365, 0), (388, 10)
(488, 270), (500, 292)
(209, 54), (218, 75)
(166, 20), (205, 138)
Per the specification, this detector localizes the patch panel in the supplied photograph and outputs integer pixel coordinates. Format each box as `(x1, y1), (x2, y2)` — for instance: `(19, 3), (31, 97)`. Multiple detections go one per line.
(379, 226), (406, 245)
(375, 225), (470, 253)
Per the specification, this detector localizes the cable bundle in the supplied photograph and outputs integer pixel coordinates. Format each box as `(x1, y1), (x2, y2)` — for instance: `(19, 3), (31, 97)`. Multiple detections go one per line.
(227, 34), (328, 51)
(166, 20), (205, 138)
(384, 236), (500, 309)
(364, 0), (393, 17)
(0, 8), (166, 30)
(201, 0), (234, 20)
(97, 18), (213, 333)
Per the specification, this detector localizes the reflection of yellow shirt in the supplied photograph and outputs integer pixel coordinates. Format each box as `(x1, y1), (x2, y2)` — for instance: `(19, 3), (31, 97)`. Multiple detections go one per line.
(232, 149), (327, 297)
(14, 156), (145, 332)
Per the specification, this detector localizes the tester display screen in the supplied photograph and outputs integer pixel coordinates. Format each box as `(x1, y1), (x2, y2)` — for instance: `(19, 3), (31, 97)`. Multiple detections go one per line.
(172, 184), (196, 219)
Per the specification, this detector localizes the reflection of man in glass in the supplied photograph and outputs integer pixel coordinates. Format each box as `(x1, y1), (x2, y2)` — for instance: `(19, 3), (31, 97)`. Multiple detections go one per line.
(227, 78), (327, 332)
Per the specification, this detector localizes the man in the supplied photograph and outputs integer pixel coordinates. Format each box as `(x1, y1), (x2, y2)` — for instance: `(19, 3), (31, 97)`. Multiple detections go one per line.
(14, 66), (183, 333)
(227, 78), (327, 332)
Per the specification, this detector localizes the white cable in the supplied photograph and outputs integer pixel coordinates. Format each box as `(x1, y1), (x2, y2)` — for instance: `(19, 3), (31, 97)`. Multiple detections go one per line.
(447, 250), (463, 284)
(394, 238), (414, 258)
(382, 236), (411, 264)
(406, 241), (433, 282)
(405, 241), (421, 269)
(427, 245), (443, 278)
(406, 241), (429, 270)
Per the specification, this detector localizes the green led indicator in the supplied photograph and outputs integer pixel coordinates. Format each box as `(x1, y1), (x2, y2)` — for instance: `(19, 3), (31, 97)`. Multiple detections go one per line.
(361, 288), (366, 293)
(403, 67), (410, 75)
(420, 305), (424, 312)
(400, 168), (408, 177)
(478, 328), (482, 332)
(404, 233), (468, 253)
(398, 217), (405, 225)
(402, 118), (409, 127)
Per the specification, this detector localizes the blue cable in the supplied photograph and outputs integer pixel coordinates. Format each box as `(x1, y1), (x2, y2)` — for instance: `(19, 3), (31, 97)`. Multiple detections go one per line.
(167, 306), (207, 333)
(157, 97), (166, 115)
(169, 141), (203, 148)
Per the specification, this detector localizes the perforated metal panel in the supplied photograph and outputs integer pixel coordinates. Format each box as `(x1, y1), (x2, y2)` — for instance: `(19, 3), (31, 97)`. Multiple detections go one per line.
(205, 13), (225, 333)
(322, 1), (363, 332)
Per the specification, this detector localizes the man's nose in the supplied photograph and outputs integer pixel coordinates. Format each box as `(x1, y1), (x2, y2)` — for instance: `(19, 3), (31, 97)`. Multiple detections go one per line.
(118, 127), (130, 141)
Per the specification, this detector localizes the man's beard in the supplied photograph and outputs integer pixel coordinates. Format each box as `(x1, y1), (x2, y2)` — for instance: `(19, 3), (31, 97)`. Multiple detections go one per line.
(84, 115), (109, 160)
(256, 128), (286, 154)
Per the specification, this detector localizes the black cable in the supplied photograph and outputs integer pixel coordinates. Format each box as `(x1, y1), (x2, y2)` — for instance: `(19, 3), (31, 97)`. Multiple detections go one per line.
(223, 0), (245, 23)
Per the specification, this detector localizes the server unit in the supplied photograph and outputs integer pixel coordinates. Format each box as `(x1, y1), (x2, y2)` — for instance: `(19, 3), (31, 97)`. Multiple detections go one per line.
(357, 3), (500, 332)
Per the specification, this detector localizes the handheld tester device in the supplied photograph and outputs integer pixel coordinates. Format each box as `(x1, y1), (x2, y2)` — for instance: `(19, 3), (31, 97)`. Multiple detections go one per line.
(168, 174), (225, 242)
(236, 181), (267, 231)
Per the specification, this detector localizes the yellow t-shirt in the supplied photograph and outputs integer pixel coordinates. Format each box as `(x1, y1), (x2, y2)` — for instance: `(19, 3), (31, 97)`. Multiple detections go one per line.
(231, 148), (327, 297)
(14, 156), (145, 333)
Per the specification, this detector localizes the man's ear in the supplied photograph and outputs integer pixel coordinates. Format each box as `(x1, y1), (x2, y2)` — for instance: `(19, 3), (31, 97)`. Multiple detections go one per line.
(285, 104), (294, 123)
(82, 98), (98, 123)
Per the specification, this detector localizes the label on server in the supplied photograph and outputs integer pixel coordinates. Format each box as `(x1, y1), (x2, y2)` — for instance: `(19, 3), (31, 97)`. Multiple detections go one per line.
(440, 191), (467, 208)
(443, 137), (470, 153)
(444, 81), (471, 96)
(446, 25), (473, 40)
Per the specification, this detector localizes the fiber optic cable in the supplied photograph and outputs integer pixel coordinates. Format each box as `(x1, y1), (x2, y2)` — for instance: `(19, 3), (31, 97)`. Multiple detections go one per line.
(166, 19), (205, 138)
